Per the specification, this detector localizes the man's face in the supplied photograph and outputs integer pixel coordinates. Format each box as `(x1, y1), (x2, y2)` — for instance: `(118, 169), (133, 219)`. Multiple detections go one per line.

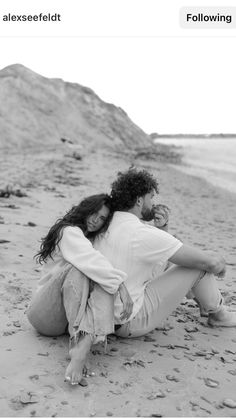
(141, 190), (156, 221)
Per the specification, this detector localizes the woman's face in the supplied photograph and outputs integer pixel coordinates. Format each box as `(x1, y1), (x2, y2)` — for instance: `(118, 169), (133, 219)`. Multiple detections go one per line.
(86, 205), (110, 232)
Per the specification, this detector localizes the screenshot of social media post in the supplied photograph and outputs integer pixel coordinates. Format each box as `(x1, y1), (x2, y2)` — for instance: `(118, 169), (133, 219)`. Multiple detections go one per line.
(0, 0), (236, 417)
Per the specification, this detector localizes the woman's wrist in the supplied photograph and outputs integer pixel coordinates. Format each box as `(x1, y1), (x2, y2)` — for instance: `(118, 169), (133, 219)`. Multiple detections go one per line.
(118, 282), (125, 292)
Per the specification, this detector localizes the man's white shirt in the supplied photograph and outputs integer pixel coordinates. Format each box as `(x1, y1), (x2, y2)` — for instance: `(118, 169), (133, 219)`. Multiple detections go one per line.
(94, 211), (183, 324)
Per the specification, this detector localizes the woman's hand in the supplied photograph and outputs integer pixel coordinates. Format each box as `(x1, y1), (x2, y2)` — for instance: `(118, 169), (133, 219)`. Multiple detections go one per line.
(153, 204), (170, 230)
(215, 266), (226, 278)
(118, 282), (134, 322)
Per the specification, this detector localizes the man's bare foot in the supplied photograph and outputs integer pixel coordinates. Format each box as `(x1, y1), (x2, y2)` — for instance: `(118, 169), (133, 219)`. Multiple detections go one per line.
(65, 334), (92, 385)
(208, 307), (236, 327)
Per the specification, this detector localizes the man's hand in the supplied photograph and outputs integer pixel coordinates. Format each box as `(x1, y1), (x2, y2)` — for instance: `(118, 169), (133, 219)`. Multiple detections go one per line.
(118, 282), (134, 321)
(153, 204), (170, 230)
(210, 255), (226, 278)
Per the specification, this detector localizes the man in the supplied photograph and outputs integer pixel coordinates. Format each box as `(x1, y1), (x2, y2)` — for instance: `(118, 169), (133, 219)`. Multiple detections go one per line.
(94, 168), (236, 338)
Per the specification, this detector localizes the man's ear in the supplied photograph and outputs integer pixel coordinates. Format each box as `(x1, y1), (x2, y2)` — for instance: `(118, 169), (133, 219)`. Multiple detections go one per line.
(136, 196), (143, 207)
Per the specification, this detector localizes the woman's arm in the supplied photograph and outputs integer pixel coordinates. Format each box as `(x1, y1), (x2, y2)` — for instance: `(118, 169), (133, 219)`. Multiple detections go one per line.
(59, 226), (127, 294)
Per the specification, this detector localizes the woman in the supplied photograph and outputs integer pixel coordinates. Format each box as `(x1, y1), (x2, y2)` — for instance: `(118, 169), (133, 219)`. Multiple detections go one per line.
(27, 194), (133, 386)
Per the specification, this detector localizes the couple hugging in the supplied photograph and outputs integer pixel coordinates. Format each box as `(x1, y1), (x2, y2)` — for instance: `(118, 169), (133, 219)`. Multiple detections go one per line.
(27, 168), (236, 386)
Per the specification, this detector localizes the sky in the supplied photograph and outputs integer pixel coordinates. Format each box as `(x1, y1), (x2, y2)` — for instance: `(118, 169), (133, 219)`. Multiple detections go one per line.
(1, 0), (236, 135)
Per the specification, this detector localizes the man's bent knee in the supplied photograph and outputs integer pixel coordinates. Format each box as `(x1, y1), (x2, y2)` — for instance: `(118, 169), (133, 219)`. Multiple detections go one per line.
(200, 295), (223, 314)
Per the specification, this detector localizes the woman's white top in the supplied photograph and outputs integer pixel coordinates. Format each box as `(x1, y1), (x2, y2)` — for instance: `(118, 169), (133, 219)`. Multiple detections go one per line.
(37, 226), (127, 294)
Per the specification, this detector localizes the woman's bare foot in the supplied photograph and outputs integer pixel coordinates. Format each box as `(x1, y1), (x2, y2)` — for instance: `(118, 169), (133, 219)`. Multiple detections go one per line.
(65, 334), (92, 385)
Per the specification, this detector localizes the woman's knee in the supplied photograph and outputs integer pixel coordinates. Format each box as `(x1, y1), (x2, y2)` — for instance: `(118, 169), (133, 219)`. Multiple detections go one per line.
(27, 305), (67, 336)
(26, 287), (68, 336)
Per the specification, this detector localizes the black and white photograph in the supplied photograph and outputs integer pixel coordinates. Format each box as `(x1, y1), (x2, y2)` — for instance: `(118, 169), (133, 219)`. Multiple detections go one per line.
(0, 1), (236, 417)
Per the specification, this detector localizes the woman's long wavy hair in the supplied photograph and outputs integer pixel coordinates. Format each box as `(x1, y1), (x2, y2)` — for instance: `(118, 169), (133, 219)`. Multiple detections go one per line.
(35, 194), (112, 264)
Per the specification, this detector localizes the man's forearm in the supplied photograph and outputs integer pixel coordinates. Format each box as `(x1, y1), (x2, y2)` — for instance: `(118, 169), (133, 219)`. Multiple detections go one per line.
(169, 245), (226, 276)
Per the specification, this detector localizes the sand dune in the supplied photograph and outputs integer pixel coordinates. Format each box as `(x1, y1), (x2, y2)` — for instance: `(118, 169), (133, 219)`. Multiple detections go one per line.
(0, 64), (152, 152)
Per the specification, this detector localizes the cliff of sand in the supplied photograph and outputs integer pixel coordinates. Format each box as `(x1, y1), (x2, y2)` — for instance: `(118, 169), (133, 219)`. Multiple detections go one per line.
(0, 64), (154, 152)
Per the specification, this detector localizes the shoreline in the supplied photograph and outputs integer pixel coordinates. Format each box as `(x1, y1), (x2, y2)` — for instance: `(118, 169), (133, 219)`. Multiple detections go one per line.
(169, 162), (236, 196)
(153, 138), (236, 196)
(151, 133), (236, 139)
(1, 147), (236, 417)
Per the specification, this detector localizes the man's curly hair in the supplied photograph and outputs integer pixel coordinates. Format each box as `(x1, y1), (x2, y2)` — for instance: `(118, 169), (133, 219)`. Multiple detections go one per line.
(110, 168), (159, 211)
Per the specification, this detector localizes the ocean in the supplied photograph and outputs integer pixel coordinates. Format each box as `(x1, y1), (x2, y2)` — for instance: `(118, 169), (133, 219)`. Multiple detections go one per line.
(154, 137), (236, 194)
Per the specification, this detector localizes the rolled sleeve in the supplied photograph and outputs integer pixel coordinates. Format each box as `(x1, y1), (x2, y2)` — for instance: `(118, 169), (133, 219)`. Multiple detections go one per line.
(59, 226), (127, 294)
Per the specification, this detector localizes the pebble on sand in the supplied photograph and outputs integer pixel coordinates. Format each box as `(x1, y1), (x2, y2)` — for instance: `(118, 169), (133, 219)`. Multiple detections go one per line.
(152, 375), (165, 383)
(79, 378), (88, 387)
(147, 390), (166, 399)
(184, 326), (199, 333)
(204, 378), (219, 388)
(222, 399), (236, 408)
(20, 392), (39, 404)
(166, 375), (179, 382)
(228, 369), (236, 375)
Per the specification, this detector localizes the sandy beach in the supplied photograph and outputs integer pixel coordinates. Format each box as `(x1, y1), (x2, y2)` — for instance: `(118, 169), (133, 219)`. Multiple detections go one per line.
(0, 145), (236, 417)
